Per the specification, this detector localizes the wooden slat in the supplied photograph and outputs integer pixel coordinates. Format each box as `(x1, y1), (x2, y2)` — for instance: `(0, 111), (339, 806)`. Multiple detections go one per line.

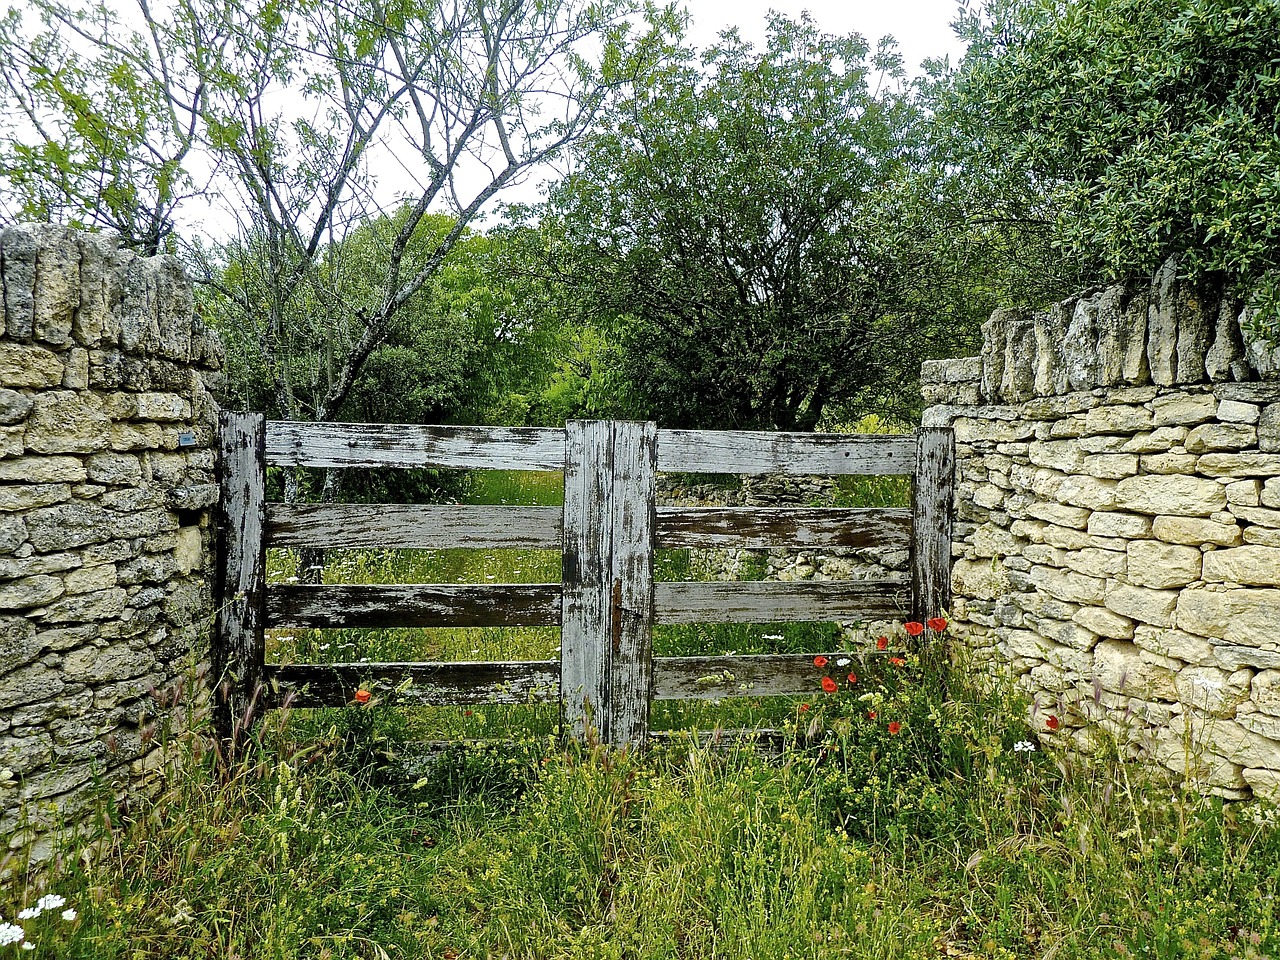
(657, 430), (915, 475)
(214, 412), (267, 754)
(560, 420), (658, 748)
(654, 653), (852, 700)
(656, 507), (910, 550)
(653, 579), (907, 624)
(264, 583), (562, 629)
(264, 421), (566, 470)
(262, 660), (559, 707)
(911, 427), (956, 622)
(266, 503), (562, 549)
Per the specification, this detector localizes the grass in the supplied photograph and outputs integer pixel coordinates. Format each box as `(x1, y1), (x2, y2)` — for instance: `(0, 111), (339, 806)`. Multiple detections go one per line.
(4, 467), (1279, 958)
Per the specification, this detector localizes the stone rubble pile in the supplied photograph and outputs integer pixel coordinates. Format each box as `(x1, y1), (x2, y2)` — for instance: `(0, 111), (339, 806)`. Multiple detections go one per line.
(0, 223), (223, 868)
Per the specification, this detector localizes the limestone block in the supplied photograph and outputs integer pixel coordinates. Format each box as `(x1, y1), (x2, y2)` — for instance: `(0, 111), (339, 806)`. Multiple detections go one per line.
(86, 453), (143, 486)
(1015, 592), (1079, 621)
(973, 523), (1019, 559)
(1141, 453), (1200, 474)
(1084, 404), (1153, 435)
(1133, 625), (1214, 664)
(0, 663), (65, 709)
(174, 526), (203, 575)
(1243, 527), (1280, 547)
(0, 575), (64, 610)
(1201, 546), (1280, 586)
(1198, 453), (1280, 477)
(1152, 392), (1217, 427)
(109, 422), (167, 451)
(1261, 478), (1280, 509)
(1057, 475), (1119, 510)
(63, 562), (118, 595)
(30, 224), (81, 345)
(1175, 666), (1252, 717)
(1105, 581), (1178, 627)
(1028, 468), (1067, 499)
(1026, 502), (1091, 529)
(1087, 511), (1152, 538)
(1171, 714), (1280, 770)
(1261, 403), (1280, 453)
(1042, 524), (1092, 550)
(0, 615), (41, 670)
(973, 483), (1006, 509)
(1152, 515), (1242, 546)
(0, 516), (27, 555)
(1046, 643), (1092, 674)
(953, 558), (1011, 601)
(36, 586), (128, 623)
(1230, 505), (1280, 528)
(1, 225), (38, 336)
(1185, 422), (1258, 453)
(1217, 399), (1261, 424)
(1050, 416), (1088, 438)
(0, 551), (80, 579)
(1094, 639), (1178, 699)
(1227, 480), (1262, 507)
(1214, 645), (1280, 671)
(953, 418), (1034, 443)
(1153, 737), (1248, 791)
(1064, 547), (1127, 580)
(1001, 629), (1055, 659)
(0, 484), (72, 512)
(1022, 543), (1065, 566)
(1126, 540), (1202, 589)
(61, 641), (156, 682)
(1236, 712), (1280, 742)
(135, 393), (191, 422)
(1031, 564), (1106, 604)
(1028, 440), (1085, 473)
(1023, 394), (1098, 419)
(1078, 434), (1130, 454)
(1011, 519), (1048, 542)
(1115, 475), (1227, 516)
(1035, 617), (1100, 651)
(1121, 426), (1188, 454)
(0, 389), (33, 427)
(1177, 587), (1280, 641)
(24, 391), (110, 454)
(0, 343), (64, 388)
(1243, 768), (1280, 802)
(0, 456), (87, 484)
(1253, 670), (1280, 716)
(1074, 605), (1135, 640)
(1083, 454), (1140, 479)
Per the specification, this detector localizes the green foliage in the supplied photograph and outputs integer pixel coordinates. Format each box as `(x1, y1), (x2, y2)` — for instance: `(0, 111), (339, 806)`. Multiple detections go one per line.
(944, 0), (1280, 321)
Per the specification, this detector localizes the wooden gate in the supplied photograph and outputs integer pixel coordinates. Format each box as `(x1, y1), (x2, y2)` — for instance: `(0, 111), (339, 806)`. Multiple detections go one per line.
(213, 417), (954, 750)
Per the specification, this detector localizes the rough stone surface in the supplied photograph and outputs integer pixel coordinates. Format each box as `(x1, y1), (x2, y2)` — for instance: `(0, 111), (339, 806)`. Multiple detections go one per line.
(925, 258), (1280, 801)
(0, 224), (221, 875)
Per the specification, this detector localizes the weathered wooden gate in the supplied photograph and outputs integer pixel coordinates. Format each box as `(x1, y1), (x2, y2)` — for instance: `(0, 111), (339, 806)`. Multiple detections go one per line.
(213, 417), (953, 750)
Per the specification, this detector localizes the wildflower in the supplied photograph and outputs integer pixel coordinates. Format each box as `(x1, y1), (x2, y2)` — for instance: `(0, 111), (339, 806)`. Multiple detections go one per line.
(354, 689), (372, 704)
(836, 657), (850, 667)
(799, 703), (811, 712)
(866, 709), (877, 720)
(1013, 740), (1036, 753)
(17, 908), (40, 920)
(22, 943), (34, 951)
(62, 909), (77, 922)
(904, 621), (924, 637)
(889, 657), (905, 667)
(821, 676), (838, 693)
(0, 924), (24, 946)
(1045, 715), (1060, 731)
(888, 721), (901, 735)
(813, 655), (829, 668)
(36, 896), (65, 912)
(926, 616), (948, 632)
(847, 672), (857, 685)
(875, 636), (888, 650)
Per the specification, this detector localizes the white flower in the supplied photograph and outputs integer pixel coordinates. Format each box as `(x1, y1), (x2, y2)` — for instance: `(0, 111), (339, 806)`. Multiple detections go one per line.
(0, 923), (24, 946)
(1013, 740), (1037, 753)
(17, 908), (40, 920)
(0, 767), (14, 782)
(36, 895), (65, 911)
(836, 658), (851, 667)
(22, 943), (35, 951)
(61, 909), (77, 922)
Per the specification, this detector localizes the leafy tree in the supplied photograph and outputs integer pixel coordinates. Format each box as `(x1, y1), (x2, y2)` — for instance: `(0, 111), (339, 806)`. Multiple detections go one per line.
(546, 13), (969, 431)
(944, 0), (1280, 316)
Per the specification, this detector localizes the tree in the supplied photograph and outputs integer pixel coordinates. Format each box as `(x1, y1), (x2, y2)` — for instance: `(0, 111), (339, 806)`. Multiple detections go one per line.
(943, 0), (1280, 317)
(0, 0), (667, 430)
(546, 12), (961, 431)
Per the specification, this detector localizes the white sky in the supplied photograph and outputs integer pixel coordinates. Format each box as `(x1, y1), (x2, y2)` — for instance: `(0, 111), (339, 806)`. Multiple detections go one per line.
(683, 0), (969, 76)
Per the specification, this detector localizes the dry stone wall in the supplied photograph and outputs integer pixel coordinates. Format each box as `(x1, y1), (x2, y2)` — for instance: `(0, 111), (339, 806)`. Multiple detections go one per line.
(924, 258), (1280, 802)
(0, 223), (223, 871)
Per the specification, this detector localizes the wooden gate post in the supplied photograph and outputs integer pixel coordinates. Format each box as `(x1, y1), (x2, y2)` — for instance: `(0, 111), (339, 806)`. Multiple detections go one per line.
(910, 426), (955, 624)
(560, 420), (657, 748)
(214, 411), (267, 759)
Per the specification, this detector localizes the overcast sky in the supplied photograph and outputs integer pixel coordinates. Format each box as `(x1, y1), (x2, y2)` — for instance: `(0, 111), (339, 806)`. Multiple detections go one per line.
(682, 0), (969, 75)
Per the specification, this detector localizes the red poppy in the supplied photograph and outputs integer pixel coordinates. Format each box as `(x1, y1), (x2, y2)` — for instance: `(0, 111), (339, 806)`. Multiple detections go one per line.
(1045, 715), (1060, 730)
(876, 636), (889, 650)
(890, 657), (905, 667)
(821, 676), (839, 693)
(847, 672), (858, 685)
(799, 703), (811, 712)
(354, 689), (371, 704)
(814, 655), (829, 668)
(904, 621), (925, 637)
(888, 721), (901, 735)
(866, 709), (877, 720)
(926, 616), (948, 632)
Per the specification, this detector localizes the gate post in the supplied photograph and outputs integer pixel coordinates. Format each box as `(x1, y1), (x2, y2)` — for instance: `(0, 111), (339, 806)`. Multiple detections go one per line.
(214, 411), (267, 760)
(560, 420), (657, 748)
(911, 426), (955, 624)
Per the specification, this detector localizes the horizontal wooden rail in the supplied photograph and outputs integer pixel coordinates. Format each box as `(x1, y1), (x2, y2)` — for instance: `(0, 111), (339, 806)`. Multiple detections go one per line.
(262, 660), (560, 708)
(653, 578), (907, 624)
(266, 503), (562, 549)
(655, 507), (910, 550)
(265, 422), (566, 470)
(265, 583), (563, 629)
(653, 653), (865, 700)
(657, 430), (916, 475)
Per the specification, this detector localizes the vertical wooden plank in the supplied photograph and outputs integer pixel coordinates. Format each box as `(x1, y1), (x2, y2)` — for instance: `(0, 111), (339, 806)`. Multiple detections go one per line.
(911, 426), (956, 624)
(606, 421), (657, 748)
(214, 411), (267, 757)
(561, 421), (612, 743)
(560, 420), (657, 748)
